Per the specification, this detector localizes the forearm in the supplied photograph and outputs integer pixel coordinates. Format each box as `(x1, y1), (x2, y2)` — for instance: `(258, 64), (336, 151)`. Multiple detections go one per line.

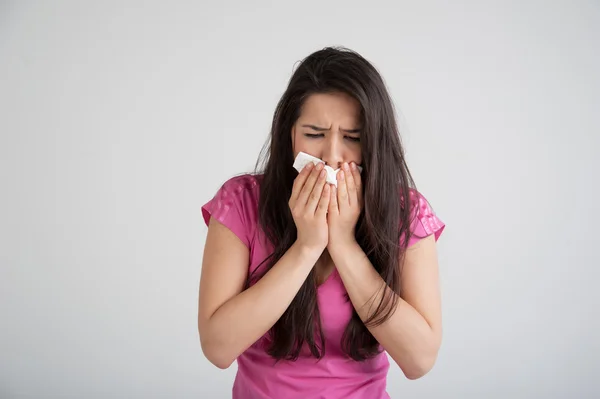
(203, 242), (322, 368)
(329, 241), (440, 379)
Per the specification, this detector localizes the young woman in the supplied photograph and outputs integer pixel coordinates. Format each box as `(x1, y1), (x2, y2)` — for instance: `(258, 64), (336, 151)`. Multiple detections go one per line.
(198, 46), (446, 399)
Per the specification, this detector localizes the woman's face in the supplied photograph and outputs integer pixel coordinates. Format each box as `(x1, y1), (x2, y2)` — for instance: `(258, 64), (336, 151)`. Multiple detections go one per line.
(291, 92), (362, 170)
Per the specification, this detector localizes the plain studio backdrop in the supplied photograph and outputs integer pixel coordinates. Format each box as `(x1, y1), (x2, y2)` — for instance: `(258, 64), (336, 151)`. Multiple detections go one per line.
(1, 1), (599, 398)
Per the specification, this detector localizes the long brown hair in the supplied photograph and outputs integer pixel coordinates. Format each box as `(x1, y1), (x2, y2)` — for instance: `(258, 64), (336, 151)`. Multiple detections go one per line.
(250, 46), (417, 361)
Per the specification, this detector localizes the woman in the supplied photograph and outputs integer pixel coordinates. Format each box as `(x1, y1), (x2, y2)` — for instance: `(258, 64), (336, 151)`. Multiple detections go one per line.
(198, 46), (445, 399)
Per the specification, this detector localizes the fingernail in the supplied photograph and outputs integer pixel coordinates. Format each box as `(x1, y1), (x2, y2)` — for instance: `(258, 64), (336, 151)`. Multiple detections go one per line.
(339, 170), (344, 179)
(351, 162), (357, 170)
(316, 162), (324, 170)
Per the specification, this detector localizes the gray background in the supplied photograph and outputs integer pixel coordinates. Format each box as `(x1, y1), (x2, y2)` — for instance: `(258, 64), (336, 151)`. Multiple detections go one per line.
(1, 1), (599, 398)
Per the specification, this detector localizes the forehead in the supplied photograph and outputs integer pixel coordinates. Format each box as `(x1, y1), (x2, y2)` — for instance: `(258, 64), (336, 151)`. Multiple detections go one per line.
(298, 92), (361, 125)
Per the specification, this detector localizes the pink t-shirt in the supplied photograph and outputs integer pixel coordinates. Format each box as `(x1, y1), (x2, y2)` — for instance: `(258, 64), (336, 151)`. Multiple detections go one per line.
(201, 174), (445, 399)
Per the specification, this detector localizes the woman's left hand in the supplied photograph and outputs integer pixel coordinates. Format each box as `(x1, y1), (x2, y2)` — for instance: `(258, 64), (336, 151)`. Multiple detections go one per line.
(327, 162), (363, 248)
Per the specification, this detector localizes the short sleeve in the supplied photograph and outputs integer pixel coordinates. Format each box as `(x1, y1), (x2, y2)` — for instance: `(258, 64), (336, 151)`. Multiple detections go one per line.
(201, 176), (258, 249)
(408, 190), (446, 247)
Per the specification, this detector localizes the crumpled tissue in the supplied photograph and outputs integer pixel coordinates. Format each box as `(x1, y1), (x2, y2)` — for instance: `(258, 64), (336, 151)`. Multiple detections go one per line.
(292, 151), (362, 187)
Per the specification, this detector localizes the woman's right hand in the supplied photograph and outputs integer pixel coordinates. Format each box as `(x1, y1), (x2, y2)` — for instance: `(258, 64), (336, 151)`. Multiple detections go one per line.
(289, 162), (331, 252)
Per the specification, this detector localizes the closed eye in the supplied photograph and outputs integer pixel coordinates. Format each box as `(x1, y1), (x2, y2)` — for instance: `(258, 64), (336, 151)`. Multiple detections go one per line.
(304, 133), (360, 142)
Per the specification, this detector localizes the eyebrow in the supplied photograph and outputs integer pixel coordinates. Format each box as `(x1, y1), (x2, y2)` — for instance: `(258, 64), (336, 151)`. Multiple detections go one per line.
(301, 124), (361, 134)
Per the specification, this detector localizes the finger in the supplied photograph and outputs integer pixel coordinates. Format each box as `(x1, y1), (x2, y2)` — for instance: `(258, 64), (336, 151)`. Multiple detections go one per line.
(306, 168), (327, 213)
(315, 183), (331, 217)
(336, 168), (350, 210)
(291, 162), (314, 203)
(350, 162), (363, 206)
(343, 163), (358, 208)
(297, 163), (324, 207)
(329, 184), (339, 215)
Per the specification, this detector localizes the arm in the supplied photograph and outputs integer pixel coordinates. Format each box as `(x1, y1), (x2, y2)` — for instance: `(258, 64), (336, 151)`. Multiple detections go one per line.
(198, 162), (331, 369)
(198, 217), (323, 369)
(327, 162), (443, 379)
(197, 217), (322, 369)
(328, 235), (442, 379)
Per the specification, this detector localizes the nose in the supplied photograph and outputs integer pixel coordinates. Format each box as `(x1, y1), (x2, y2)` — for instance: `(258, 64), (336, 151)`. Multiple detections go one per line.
(321, 135), (343, 170)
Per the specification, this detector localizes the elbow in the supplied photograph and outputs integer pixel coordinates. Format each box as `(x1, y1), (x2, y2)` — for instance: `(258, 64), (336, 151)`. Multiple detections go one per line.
(198, 327), (235, 370)
(401, 329), (442, 380)
(401, 354), (438, 380)
(208, 355), (235, 370)
(200, 339), (235, 369)
(398, 344), (441, 380)
(402, 359), (435, 380)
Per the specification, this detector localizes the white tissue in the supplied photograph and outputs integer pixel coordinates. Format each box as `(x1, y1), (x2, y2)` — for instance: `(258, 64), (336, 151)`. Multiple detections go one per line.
(292, 151), (362, 187)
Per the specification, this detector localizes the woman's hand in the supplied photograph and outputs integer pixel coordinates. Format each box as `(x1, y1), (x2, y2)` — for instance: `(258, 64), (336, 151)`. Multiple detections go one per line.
(289, 162), (331, 252)
(327, 162), (362, 248)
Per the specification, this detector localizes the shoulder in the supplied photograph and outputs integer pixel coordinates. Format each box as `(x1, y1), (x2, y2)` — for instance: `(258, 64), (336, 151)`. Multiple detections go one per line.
(210, 173), (261, 203)
(201, 173), (262, 248)
(406, 188), (446, 247)
(220, 173), (261, 194)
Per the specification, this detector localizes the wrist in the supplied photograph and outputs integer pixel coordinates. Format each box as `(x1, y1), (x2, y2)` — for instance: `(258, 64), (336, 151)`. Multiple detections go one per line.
(327, 235), (358, 254)
(292, 241), (325, 263)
